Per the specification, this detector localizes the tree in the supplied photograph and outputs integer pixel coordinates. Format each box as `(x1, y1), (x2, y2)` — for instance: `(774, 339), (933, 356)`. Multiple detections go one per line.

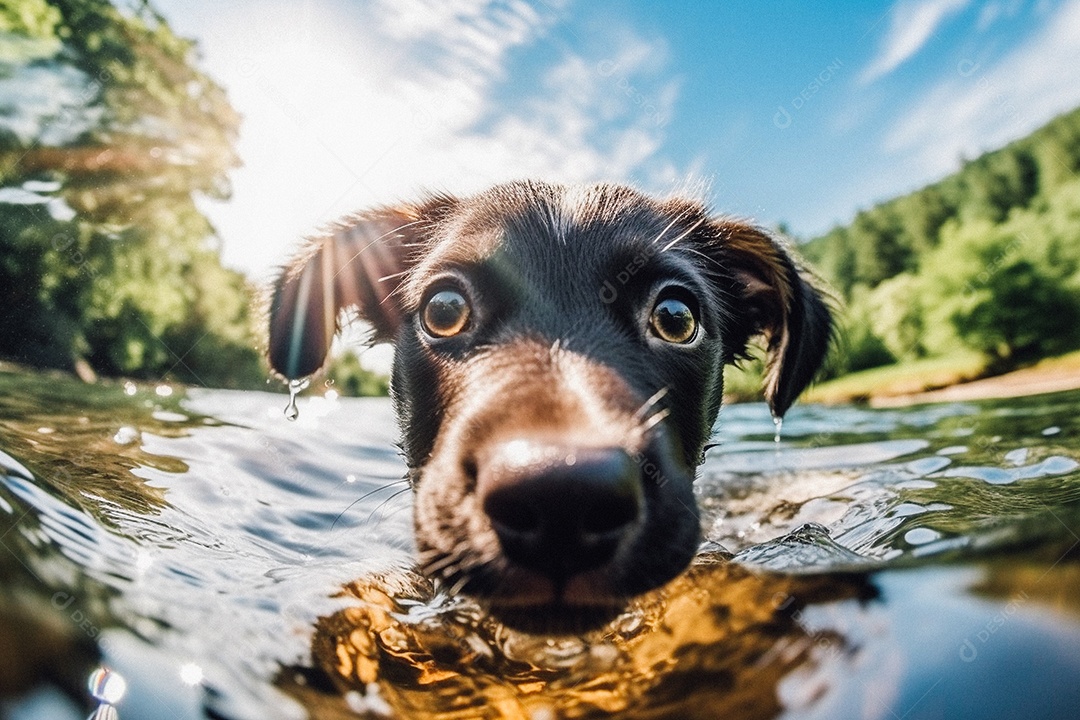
(919, 210), (1080, 367)
(803, 105), (1080, 381)
(958, 149), (1039, 223)
(0, 0), (264, 387)
(325, 351), (390, 397)
(805, 105), (1080, 303)
(848, 207), (910, 287)
(828, 284), (894, 376)
(866, 274), (928, 360)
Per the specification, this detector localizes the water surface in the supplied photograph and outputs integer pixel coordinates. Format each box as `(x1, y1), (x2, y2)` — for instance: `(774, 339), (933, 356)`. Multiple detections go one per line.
(1, 369), (1078, 719)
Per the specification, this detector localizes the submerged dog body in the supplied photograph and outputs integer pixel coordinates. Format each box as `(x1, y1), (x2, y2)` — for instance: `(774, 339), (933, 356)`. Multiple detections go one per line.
(268, 181), (831, 630)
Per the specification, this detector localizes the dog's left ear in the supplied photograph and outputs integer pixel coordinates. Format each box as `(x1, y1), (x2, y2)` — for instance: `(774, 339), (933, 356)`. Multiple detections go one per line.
(705, 219), (833, 417)
(267, 197), (454, 380)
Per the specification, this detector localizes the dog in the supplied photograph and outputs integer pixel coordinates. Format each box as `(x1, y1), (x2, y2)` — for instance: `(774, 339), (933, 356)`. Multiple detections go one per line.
(267, 181), (831, 632)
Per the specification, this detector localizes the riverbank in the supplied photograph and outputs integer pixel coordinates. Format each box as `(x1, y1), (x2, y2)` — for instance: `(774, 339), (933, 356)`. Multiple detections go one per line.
(803, 349), (1080, 407)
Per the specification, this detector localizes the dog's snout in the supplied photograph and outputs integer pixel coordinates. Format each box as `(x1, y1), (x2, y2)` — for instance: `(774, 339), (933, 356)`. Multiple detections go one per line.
(478, 442), (643, 582)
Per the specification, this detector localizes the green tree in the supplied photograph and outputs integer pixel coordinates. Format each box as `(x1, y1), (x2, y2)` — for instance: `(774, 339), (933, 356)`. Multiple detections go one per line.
(920, 210), (1080, 367)
(848, 207), (909, 287)
(828, 284), (894, 376)
(325, 351), (390, 397)
(958, 149), (1039, 223)
(894, 185), (953, 255)
(806, 105), (1080, 304)
(804, 105), (1080, 383)
(0, 0), (263, 386)
(866, 274), (928, 360)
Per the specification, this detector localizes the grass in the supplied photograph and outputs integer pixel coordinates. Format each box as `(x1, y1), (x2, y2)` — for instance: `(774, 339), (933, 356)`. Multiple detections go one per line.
(806, 348), (1080, 405)
(804, 350), (987, 404)
(725, 347), (1080, 406)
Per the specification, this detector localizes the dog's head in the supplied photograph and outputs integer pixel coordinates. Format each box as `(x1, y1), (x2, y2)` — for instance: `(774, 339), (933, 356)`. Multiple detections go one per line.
(268, 182), (831, 632)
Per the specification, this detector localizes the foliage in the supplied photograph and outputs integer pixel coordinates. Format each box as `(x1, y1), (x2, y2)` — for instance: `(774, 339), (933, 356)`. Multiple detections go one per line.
(325, 351), (391, 397)
(803, 106), (1080, 374)
(828, 284), (896, 376)
(0, 0), (264, 386)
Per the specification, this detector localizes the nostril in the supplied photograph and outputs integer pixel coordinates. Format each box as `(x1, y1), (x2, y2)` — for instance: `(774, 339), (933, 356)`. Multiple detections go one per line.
(483, 493), (541, 535)
(462, 456), (478, 486)
(580, 491), (639, 535)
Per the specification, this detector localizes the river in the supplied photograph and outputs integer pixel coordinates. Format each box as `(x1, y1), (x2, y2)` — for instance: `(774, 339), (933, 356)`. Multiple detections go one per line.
(1, 368), (1078, 719)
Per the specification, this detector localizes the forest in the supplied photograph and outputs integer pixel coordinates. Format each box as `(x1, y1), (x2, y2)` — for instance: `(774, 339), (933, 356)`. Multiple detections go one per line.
(802, 105), (1080, 382)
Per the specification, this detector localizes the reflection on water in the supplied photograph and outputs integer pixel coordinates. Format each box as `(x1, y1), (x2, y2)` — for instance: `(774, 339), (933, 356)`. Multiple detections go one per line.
(281, 554), (873, 720)
(1, 367), (1079, 719)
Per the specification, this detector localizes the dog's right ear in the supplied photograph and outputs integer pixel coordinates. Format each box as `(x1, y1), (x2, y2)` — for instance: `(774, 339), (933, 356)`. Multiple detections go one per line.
(267, 199), (452, 380)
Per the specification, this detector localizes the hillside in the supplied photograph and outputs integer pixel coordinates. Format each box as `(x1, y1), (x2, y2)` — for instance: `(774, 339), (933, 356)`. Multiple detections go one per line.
(800, 105), (1080, 385)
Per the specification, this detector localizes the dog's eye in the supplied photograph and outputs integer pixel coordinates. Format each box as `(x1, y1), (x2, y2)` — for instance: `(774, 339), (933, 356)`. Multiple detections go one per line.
(422, 289), (471, 338)
(649, 297), (697, 344)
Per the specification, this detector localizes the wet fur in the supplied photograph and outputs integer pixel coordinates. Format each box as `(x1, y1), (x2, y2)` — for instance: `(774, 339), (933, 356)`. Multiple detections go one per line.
(267, 181), (832, 631)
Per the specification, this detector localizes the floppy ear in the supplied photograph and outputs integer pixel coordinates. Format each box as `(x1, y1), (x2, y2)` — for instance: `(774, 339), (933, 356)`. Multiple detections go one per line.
(267, 199), (451, 380)
(708, 220), (833, 417)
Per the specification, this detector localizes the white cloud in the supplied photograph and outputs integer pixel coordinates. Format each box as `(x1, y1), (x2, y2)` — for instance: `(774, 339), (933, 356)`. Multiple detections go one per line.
(882, 0), (1080, 177)
(860, 0), (971, 84)
(167, 0), (682, 278)
(975, 0), (1024, 31)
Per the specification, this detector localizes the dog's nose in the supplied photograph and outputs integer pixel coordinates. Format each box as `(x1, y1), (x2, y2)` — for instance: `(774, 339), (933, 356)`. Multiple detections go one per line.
(478, 441), (643, 582)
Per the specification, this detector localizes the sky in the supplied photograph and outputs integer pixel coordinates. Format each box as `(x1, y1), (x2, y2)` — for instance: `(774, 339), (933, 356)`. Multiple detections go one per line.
(151, 0), (1080, 284)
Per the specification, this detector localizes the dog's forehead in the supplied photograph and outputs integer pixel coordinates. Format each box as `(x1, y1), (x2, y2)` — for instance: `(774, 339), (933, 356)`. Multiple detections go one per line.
(403, 183), (705, 303)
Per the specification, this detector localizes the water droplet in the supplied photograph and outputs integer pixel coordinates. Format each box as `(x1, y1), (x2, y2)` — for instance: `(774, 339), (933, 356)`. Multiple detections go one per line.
(284, 378), (309, 421)
(87, 666), (127, 704)
(123, 381), (137, 396)
(89, 703), (120, 720)
(772, 415), (783, 445)
(1042, 426), (1062, 436)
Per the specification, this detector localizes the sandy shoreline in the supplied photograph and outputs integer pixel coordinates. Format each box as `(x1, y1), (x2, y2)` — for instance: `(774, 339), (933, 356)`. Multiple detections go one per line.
(866, 365), (1080, 407)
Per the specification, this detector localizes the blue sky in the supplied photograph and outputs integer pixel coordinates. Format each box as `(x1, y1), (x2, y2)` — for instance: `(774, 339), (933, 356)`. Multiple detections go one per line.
(153, 0), (1080, 280)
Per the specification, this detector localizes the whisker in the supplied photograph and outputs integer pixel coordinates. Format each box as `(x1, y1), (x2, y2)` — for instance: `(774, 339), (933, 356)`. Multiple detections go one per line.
(678, 245), (716, 264)
(650, 216), (683, 248)
(659, 217), (706, 252)
(329, 219), (425, 283)
(377, 269), (411, 283)
(634, 386), (670, 420)
(329, 479), (408, 531)
(447, 575), (471, 596)
(332, 476), (407, 497)
(363, 486), (412, 525)
(420, 551), (465, 576)
(641, 408), (671, 434)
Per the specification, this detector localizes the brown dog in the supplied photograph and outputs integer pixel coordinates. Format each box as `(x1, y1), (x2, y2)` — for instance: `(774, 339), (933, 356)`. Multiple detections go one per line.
(267, 181), (831, 632)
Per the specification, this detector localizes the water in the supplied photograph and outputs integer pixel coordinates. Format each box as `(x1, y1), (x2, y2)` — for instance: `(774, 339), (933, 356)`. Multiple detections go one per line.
(1, 368), (1079, 719)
